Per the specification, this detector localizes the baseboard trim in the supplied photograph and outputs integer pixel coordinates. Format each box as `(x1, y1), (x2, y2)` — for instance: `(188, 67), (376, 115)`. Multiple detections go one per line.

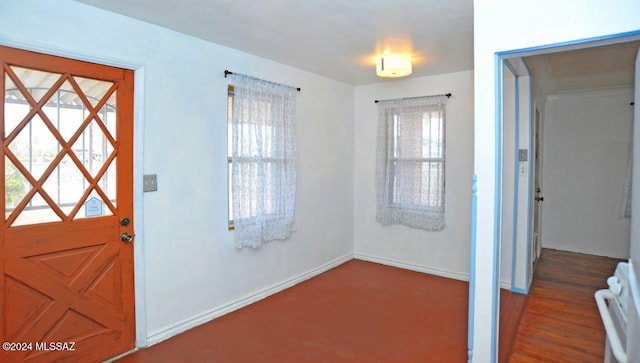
(145, 253), (353, 346)
(353, 253), (469, 282)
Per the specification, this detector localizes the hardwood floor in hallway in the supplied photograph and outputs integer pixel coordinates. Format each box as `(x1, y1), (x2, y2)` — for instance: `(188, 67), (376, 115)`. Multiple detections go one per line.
(508, 248), (624, 362)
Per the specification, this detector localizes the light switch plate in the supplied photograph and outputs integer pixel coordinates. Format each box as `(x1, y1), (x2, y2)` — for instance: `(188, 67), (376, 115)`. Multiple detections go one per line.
(143, 174), (157, 192)
(518, 149), (528, 162)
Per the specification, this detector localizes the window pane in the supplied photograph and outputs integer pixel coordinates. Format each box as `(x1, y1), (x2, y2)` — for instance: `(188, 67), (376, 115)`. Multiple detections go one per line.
(396, 111), (423, 158)
(4, 66), (118, 225)
(392, 160), (422, 207)
(234, 161), (259, 220)
(388, 104), (445, 210)
(228, 159), (233, 223)
(421, 161), (444, 208)
(264, 160), (284, 216)
(227, 93), (233, 157)
(422, 110), (443, 158)
(5, 157), (28, 213)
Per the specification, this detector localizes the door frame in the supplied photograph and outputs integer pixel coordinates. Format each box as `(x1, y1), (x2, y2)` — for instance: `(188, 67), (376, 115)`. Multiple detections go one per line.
(501, 35), (640, 293)
(482, 30), (640, 362)
(0, 39), (149, 349)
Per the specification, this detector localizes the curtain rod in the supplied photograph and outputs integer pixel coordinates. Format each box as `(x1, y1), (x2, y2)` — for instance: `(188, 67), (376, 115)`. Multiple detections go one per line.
(224, 70), (301, 91)
(374, 93), (451, 103)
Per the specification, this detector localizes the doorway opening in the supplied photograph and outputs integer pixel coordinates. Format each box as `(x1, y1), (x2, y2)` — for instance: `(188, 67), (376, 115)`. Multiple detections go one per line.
(496, 31), (640, 361)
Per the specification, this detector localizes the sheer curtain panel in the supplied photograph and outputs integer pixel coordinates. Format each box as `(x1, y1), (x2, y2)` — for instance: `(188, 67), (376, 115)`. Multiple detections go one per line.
(230, 74), (297, 248)
(375, 95), (447, 231)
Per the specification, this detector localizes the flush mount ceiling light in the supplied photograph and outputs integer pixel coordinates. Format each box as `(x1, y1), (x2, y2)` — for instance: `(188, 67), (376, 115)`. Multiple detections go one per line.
(376, 53), (412, 78)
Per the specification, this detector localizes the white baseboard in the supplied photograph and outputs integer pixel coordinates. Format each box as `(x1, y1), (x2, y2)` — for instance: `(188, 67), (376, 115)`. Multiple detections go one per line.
(145, 253), (353, 346)
(353, 253), (469, 282)
(354, 253), (515, 290)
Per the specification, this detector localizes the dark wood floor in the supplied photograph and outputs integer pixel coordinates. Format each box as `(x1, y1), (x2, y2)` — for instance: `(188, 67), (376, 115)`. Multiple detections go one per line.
(508, 248), (624, 362)
(113, 249), (618, 362)
(500, 290), (529, 362)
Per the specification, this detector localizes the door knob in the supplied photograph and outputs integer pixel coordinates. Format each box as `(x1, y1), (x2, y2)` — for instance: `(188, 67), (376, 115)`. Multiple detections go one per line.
(120, 232), (134, 243)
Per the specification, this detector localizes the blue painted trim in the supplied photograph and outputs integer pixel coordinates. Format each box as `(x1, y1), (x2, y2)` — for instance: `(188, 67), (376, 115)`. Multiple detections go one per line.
(511, 287), (528, 295)
(496, 30), (640, 58)
(491, 54), (504, 363)
(467, 174), (478, 362)
(511, 74), (520, 292)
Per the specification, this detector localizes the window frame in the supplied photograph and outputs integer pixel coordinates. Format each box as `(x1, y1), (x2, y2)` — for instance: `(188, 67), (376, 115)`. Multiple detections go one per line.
(385, 107), (446, 213)
(227, 85), (290, 230)
(376, 96), (447, 231)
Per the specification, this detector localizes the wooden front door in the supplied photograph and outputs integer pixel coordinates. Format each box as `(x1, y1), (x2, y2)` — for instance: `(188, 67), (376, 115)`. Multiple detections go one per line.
(0, 46), (135, 362)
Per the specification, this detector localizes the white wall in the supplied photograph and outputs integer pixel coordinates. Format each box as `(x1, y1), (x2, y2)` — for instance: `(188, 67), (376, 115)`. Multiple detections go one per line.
(541, 88), (632, 259)
(473, 0), (640, 361)
(502, 68), (532, 292)
(353, 71), (474, 279)
(626, 47), (640, 363)
(0, 0), (354, 346)
(515, 76), (532, 290)
(501, 68), (516, 288)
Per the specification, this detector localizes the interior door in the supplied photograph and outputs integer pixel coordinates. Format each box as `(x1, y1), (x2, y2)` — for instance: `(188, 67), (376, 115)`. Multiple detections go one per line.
(0, 46), (135, 362)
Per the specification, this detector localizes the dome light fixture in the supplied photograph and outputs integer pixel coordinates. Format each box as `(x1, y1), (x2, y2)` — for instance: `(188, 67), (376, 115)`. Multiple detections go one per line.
(376, 53), (412, 78)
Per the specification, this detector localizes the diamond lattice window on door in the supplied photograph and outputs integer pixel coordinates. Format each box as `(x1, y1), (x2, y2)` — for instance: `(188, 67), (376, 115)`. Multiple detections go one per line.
(4, 65), (118, 225)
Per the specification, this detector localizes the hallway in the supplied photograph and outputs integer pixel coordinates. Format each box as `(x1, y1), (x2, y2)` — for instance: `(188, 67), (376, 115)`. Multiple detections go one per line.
(509, 248), (623, 362)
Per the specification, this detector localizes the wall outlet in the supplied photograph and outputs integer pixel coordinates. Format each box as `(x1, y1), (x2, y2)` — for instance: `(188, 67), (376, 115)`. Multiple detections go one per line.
(519, 163), (527, 176)
(143, 174), (157, 192)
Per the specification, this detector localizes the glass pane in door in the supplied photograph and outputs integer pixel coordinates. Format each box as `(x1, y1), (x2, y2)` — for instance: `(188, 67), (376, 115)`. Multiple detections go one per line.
(3, 65), (118, 226)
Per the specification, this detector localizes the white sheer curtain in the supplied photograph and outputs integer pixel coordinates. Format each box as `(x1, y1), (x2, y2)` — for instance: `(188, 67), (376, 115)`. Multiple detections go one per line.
(230, 73), (297, 248)
(376, 95), (447, 231)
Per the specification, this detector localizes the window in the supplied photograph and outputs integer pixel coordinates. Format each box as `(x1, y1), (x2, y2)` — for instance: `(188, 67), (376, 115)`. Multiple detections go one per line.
(227, 86), (234, 228)
(4, 66), (118, 226)
(375, 95), (447, 231)
(227, 74), (297, 248)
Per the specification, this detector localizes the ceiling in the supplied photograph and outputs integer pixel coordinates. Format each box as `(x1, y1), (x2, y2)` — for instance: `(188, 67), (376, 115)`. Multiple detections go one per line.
(523, 40), (640, 96)
(74, 0), (638, 91)
(73, 0), (474, 85)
